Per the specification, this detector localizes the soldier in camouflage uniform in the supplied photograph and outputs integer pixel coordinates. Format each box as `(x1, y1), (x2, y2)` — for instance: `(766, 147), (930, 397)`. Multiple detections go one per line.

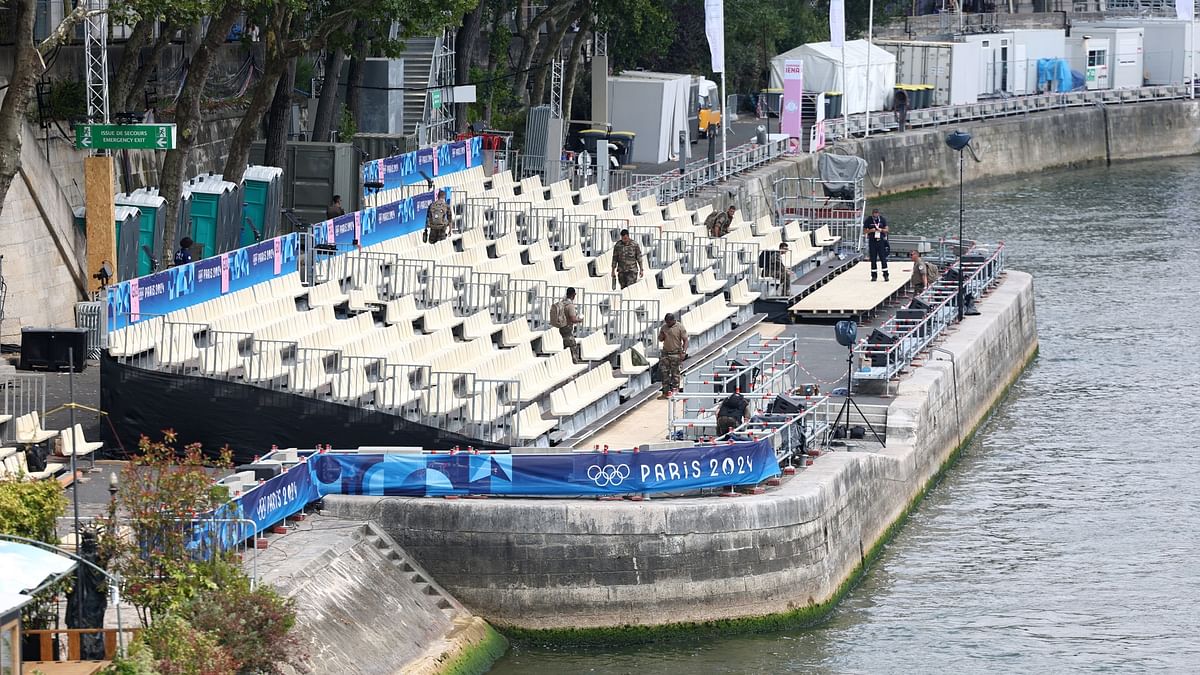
(611, 228), (644, 289)
(425, 190), (452, 244)
(657, 313), (689, 398)
(705, 205), (737, 238)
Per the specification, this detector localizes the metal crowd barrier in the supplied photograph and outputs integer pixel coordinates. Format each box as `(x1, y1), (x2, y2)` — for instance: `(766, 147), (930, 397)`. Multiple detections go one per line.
(825, 84), (1192, 140)
(853, 243), (1006, 387)
(2, 372), (46, 442)
(75, 301), (106, 358)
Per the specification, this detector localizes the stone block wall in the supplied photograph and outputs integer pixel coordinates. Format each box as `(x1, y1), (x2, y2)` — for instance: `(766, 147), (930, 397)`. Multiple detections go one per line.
(322, 272), (1039, 631)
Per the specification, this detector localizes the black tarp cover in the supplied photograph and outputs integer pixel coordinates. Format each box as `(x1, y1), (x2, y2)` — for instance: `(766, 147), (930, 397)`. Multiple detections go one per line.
(100, 354), (506, 464)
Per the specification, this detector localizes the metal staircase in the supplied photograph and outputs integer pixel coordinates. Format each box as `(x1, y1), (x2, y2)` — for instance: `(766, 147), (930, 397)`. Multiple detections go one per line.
(400, 30), (455, 145)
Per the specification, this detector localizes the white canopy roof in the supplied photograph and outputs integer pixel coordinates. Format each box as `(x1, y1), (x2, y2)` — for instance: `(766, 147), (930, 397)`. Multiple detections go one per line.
(770, 40), (897, 114)
(0, 541), (77, 615)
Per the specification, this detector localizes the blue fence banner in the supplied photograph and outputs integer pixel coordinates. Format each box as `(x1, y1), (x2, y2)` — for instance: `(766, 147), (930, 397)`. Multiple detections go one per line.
(236, 463), (320, 532)
(107, 232), (299, 330)
(360, 137), (483, 198)
(199, 441), (778, 546)
(312, 191), (434, 250)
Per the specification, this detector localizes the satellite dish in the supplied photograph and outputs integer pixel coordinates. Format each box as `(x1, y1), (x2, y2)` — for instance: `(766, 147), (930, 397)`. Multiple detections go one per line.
(834, 320), (857, 348)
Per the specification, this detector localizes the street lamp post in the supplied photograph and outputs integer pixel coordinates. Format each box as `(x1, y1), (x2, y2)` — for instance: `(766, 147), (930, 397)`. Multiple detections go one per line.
(945, 130), (972, 322)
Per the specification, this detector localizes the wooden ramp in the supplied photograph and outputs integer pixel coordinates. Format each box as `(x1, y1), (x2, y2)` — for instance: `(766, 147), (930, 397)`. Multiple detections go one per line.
(789, 261), (912, 319)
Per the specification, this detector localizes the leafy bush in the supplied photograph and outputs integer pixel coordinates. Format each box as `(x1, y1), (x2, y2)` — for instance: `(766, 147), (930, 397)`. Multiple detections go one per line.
(182, 570), (301, 674)
(137, 615), (238, 675)
(0, 477), (66, 541)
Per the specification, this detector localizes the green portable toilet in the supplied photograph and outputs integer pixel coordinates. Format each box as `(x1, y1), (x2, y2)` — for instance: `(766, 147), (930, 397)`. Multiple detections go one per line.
(242, 165), (284, 245)
(116, 189), (167, 276)
(188, 174), (241, 257)
(114, 205), (141, 281)
(187, 178), (220, 260)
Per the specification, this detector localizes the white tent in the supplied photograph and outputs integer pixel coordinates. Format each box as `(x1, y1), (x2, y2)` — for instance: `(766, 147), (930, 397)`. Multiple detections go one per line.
(608, 72), (692, 165)
(770, 40), (897, 115)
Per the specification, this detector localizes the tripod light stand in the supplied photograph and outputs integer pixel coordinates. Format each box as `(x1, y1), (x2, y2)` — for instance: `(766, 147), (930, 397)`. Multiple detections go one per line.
(832, 320), (886, 447)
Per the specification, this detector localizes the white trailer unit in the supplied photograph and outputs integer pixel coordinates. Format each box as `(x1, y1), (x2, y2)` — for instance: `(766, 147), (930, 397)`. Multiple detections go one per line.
(958, 33), (1015, 97)
(1009, 29), (1067, 94)
(1067, 36), (1112, 90)
(876, 39), (981, 106)
(1072, 19), (1195, 85)
(1069, 27), (1144, 89)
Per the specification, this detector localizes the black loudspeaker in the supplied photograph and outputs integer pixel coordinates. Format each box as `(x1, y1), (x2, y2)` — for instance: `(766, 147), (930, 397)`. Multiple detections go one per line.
(718, 359), (757, 394)
(868, 329), (896, 345)
(19, 327), (87, 372)
(770, 394), (807, 415)
(896, 308), (927, 321)
(908, 297), (931, 312)
(867, 329), (896, 368)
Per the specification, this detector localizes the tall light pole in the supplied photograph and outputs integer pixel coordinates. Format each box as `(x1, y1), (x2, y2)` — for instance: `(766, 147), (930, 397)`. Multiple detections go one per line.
(945, 130), (972, 322)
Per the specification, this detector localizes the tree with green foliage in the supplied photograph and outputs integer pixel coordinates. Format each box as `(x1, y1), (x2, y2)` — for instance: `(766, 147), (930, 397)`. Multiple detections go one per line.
(0, 0), (106, 221)
(100, 432), (302, 674)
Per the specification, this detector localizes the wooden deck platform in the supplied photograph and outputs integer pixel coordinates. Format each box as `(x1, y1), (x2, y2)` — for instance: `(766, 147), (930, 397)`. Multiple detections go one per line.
(788, 261), (913, 319)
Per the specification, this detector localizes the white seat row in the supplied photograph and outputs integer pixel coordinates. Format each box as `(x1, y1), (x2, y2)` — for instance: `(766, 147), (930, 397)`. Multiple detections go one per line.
(682, 296), (738, 335)
(549, 365), (626, 418)
(514, 404), (557, 442)
(0, 447), (63, 481)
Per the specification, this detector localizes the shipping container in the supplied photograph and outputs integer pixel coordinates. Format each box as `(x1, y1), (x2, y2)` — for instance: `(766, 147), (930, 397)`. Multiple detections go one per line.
(876, 39), (982, 106)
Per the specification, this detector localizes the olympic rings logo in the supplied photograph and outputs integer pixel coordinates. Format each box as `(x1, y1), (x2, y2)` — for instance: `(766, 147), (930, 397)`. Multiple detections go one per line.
(587, 464), (631, 487)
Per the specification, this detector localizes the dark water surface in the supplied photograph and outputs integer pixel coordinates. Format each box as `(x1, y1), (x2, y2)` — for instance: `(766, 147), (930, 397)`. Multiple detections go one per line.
(489, 157), (1200, 673)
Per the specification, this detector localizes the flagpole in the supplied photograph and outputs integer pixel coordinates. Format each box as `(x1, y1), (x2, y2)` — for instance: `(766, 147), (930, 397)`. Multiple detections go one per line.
(842, 40), (849, 138)
(720, 71), (728, 175)
(865, 0), (873, 137)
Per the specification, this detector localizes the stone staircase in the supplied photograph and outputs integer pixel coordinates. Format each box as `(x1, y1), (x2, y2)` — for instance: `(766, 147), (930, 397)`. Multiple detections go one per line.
(253, 516), (474, 674)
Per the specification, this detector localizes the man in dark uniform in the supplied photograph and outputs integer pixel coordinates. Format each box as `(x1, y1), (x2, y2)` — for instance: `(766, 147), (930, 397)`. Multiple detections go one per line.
(863, 208), (890, 281)
(326, 195), (345, 219)
(716, 391), (750, 437)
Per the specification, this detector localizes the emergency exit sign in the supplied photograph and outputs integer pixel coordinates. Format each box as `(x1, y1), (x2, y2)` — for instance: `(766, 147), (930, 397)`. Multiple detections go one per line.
(75, 123), (177, 151)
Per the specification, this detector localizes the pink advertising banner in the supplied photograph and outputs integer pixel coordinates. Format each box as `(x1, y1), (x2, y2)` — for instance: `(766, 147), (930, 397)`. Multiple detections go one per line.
(780, 60), (804, 138)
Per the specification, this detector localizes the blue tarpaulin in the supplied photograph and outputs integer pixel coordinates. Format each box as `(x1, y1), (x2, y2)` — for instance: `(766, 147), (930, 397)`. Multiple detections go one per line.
(1037, 58), (1079, 93)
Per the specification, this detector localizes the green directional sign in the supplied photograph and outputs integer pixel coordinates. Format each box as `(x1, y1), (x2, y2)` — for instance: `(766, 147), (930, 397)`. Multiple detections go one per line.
(431, 88), (442, 109)
(75, 123), (177, 151)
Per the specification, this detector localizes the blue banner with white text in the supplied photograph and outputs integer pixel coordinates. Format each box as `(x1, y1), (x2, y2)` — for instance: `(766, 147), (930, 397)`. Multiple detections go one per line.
(201, 441), (778, 546)
(360, 137), (482, 198)
(106, 233), (300, 330)
(306, 441), (779, 498)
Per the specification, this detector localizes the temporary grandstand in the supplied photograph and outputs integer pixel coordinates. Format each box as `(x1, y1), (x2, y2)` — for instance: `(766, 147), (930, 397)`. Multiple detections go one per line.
(102, 162), (867, 457)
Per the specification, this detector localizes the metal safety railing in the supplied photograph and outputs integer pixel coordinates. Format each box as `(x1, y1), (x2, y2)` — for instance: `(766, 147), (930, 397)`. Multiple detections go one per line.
(773, 175), (866, 251)
(627, 135), (791, 206)
(826, 84), (1193, 140)
(2, 372), (47, 442)
(854, 242), (1006, 386)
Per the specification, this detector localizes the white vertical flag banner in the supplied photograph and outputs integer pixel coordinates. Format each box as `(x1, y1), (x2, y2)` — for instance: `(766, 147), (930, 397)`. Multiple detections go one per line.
(705, 0), (725, 73)
(830, 0), (846, 49)
(1176, 0), (1193, 20)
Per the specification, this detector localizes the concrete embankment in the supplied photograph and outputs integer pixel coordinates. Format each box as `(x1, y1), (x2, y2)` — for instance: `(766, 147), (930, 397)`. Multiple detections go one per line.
(728, 99), (1200, 218)
(259, 520), (506, 674)
(322, 270), (1038, 635)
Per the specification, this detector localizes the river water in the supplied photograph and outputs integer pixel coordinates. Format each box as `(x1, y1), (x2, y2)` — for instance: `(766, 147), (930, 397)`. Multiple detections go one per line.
(490, 157), (1200, 673)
